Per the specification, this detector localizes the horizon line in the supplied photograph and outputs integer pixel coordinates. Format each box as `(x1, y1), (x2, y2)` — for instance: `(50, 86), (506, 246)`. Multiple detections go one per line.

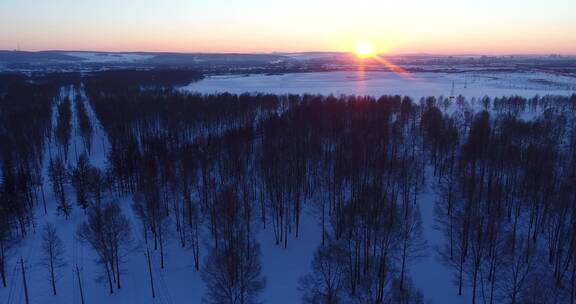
(2, 49), (576, 58)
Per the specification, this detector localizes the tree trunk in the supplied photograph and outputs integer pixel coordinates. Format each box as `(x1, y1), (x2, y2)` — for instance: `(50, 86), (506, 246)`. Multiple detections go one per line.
(400, 239), (407, 290)
(50, 258), (57, 295)
(105, 262), (114, 294)
(159, 224), (165, 269)
(0, 243), (6, 287)
(116, 252), (121, 289)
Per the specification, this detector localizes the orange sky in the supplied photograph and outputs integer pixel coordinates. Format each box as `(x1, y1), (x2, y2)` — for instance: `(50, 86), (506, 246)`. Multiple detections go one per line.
(1, 0), (575, 55)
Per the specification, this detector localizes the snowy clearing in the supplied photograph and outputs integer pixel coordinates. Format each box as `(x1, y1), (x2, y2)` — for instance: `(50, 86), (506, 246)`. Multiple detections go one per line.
(181, 71), (576, 99)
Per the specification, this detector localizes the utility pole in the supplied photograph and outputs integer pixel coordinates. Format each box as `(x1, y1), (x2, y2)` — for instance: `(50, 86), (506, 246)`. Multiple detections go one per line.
(19, 257), (30, 304)
(76, 264), (85, 304)
(146, 247), (155, 298)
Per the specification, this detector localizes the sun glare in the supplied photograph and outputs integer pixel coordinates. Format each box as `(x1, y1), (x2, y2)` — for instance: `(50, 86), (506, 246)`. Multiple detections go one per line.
(355, 42), (375, 58)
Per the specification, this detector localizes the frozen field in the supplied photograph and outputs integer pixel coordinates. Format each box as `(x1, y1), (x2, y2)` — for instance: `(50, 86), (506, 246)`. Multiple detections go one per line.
(181, 71), (576, 98)
(65, 52), (154, 63)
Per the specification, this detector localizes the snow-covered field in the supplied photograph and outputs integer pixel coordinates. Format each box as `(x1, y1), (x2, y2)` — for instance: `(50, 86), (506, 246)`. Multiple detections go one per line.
(65, 52), (154, 63)
(181, 71), (576, 99)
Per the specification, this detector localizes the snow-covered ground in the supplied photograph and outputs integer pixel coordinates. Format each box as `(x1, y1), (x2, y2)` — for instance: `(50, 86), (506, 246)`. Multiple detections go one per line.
(65, 52), (154, 63)
(411, 169), (469, 304)
(181, 71), (576, 99)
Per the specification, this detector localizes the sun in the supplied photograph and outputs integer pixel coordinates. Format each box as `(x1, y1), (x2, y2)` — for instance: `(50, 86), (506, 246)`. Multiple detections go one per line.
(355, 42), (375, 58)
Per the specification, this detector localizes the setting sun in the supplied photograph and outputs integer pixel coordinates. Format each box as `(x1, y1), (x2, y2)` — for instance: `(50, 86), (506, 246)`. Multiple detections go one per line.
(355, 42), (375, 58)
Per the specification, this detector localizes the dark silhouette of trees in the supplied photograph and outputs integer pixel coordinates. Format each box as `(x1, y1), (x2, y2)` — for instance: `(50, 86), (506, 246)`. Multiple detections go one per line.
(48, 157), (72, 218)
(86, 166), (106, 208)
(0, 71), (563, 303)
(300, 237), (346, 304)
(428, 97), (576, 304)
(55, 97), (72, 160)
(201, 187), (265, 304)
(75, 93), (93, 154)
(0, 203), (16, 287)
(0, 74), (66, 288)
(69, 153), (93, 212)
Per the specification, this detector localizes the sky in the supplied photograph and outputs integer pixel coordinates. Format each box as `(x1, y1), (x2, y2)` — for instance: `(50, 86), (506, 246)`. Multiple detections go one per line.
(1, 0), (575, 55)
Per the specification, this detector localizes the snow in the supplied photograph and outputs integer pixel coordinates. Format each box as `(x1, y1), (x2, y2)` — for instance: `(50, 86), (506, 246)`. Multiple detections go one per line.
(279, 52), (342, 61)
(258, 211), (321, 304)
(180, 71), (576, 99)
(65, 52), (154, 63)
(410, 169), (470, 304)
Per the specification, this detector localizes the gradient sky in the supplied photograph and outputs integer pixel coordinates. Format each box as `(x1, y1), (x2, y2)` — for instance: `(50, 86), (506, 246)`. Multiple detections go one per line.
(1, 0), (575, 54)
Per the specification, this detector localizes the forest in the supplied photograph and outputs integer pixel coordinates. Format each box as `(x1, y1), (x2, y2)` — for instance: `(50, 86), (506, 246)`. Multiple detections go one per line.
(1, 71), (576, 304)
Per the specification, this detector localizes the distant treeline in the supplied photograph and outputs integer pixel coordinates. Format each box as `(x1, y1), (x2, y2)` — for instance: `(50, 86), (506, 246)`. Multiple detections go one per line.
(84, 69), (203, 91)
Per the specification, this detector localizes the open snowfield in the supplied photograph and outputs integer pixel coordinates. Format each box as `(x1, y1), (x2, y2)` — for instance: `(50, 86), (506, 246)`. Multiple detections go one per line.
(181, 71), (576, 99)
(65, 52), (154, 63)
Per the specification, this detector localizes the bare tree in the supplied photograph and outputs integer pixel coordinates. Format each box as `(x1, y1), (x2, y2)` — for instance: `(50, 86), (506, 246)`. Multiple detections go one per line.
(39, 223), (66, 295)
(202, 239), (265, 304)
(201, 187), (265, 304)
(397, 202), (426, 291)
(300, 238), (346, 304)
(86, 166), (105, 208)
(48, 157), (72, 218)
(78, 201), (131, 294)
(55, 97), (72, 160)
(389, 278), (425, 304)
(75, 94), (93, 154)
(69, 153), (92, 212)
(0, 213), (16, 287)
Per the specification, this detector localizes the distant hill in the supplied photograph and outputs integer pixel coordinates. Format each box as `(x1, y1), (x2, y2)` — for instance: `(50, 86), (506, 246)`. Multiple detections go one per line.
(0, 50), (86, 64)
